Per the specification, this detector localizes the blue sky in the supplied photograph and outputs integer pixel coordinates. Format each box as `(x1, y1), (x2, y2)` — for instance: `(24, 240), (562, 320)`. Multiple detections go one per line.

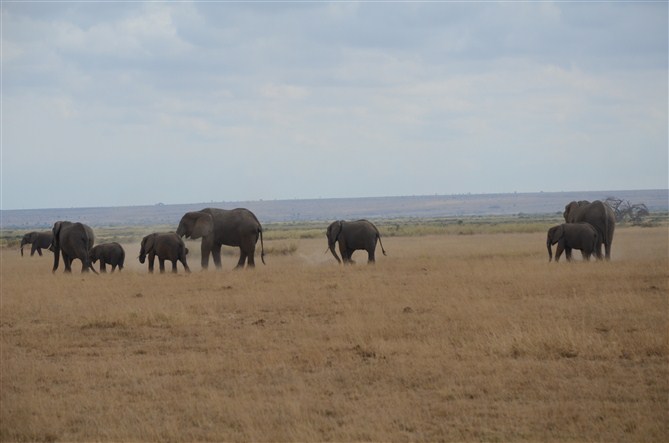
(2, 1), (667, 210)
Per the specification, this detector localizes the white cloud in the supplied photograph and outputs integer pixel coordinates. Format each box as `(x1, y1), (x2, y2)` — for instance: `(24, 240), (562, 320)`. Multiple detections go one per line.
(2, 2), (667, 209)
(260, 83), (309, 100)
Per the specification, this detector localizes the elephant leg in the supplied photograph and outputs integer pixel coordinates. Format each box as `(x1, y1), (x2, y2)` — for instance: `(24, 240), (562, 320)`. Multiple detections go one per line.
(554, 245), (564, 262)
(367, 248), (376, 264)
(200, 242), (211, 270)
(594, 238), (604, 260)
(148, 254), (155, 273)
(339, 244), (350, 264)
(171, 260), (178, 273)
(63, 253), (73, 273)
(246, 247), (256, 268)
(604, 242), (612, 261)
(100, 263), (107, 273)
(236, 250), (248, 269)
(111, 264), (117, 273)
(565, 248), (573, 262)
(181, 258), (191, 273)
(211, 244), (223, 269)
(159, 258), (166, 273)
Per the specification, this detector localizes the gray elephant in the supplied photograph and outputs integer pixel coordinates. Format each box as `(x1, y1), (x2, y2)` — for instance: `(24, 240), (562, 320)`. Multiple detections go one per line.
(547, 223), (599, 262)
(90, 242), (125, 273)
(563, 200), (615, 260)
(20, 231), (53, 257)
(139, 232), (190, 274)
(51, 221), (97, 273)
(176, 208), (265, 270)
(326, 219), (387, 265)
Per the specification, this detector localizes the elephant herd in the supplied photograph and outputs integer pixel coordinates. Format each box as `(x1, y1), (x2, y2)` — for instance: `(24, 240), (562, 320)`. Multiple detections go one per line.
(18, 200), (616, 273)
(21, 208), (268, 274)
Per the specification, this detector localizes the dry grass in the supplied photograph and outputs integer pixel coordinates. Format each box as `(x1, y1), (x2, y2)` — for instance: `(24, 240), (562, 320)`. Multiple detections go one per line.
(1, 227), (667, 442)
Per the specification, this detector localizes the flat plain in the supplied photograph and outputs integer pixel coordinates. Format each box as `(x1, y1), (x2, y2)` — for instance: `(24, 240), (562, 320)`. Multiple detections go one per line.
(1, 226), (667, 442)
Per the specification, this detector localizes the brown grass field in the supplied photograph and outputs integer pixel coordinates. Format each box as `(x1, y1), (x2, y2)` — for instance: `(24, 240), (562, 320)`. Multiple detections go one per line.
(1, 226), (667, 442)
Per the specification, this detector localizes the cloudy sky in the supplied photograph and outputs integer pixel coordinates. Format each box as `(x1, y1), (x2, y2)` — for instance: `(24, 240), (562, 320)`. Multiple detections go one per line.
(2, 1), (667, 210)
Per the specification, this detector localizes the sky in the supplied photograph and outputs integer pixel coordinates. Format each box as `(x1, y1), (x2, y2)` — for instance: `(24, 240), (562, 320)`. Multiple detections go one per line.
(1, 1), (667, 210)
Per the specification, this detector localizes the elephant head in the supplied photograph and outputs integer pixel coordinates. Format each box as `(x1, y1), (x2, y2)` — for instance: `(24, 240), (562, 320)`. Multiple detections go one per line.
(139, 233), (156, 264)
(20, 232), (38, 256)
(176, 211), (214, 240)
(563, 201), (591, 223)
(546, 225), (564, 262)
(326, 221), (344, 264)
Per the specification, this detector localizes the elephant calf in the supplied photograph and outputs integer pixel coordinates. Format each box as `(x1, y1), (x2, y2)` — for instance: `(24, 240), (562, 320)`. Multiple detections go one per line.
(20, 231), (53, 257)
(139, 232), (190, 274)
(547, 223), (599, 262)
(90, 242), (125, 273)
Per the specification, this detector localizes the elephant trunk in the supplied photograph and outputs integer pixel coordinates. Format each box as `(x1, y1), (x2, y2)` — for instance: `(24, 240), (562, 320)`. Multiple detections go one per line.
(328, 242), (342, 264)
(20, 239), (27, 256)
(52, 247), (60, 273)
(547, 236), (553, 262)
(84, 260), (99, 275)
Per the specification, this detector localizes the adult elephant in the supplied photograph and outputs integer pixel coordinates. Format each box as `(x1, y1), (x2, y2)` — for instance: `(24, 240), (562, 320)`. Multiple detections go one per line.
(563, 200), (615, 260)
(20, 231), (53, 257)
(51, 221), (97, 273)
(547, 223), (599, 262)
(176, 208), (265, 270)
(326, 219), (387, 265)
(139, 232), (190, 274)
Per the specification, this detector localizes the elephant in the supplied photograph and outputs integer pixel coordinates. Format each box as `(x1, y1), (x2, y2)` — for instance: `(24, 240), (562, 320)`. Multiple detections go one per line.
(176, 208), (265, 270)
(20, 231), (53, 257)
(326, 219), (387, 265)
(563, 200), (615, 260)
(89, 242), (125, 273)
(139, 232), (190, 274)
(547, 223), (599, 262)
(51, 221), (97, 273)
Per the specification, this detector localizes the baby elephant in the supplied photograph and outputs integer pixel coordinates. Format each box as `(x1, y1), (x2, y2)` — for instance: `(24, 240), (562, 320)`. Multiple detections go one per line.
(547, 223), (599, 262)
(90, 242), (125, 273)
(139, 232), (190, 274)
(20, 231), (53, 257)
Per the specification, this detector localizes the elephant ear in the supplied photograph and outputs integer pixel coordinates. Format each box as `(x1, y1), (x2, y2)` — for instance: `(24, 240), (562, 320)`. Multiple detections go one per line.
(332, 221), (344, 242)
(563, 202), (578, 222)
(192, 212), (214, 239)
(143, 234), (156, 254)
(179, 212), (213, 239)
(52, 222), (63, 247)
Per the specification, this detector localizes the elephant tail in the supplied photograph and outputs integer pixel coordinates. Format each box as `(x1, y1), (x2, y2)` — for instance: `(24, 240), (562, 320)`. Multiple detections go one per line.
(377, 233), (387, 256)
(259, 228), (266, 265)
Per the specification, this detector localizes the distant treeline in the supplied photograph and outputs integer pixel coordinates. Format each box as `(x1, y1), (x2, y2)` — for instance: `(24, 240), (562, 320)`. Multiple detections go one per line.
(1, 190), (667, 229)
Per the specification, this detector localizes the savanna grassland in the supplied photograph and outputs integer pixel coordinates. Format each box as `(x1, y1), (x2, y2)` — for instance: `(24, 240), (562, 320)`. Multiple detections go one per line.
(1, 223), (667, 442)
